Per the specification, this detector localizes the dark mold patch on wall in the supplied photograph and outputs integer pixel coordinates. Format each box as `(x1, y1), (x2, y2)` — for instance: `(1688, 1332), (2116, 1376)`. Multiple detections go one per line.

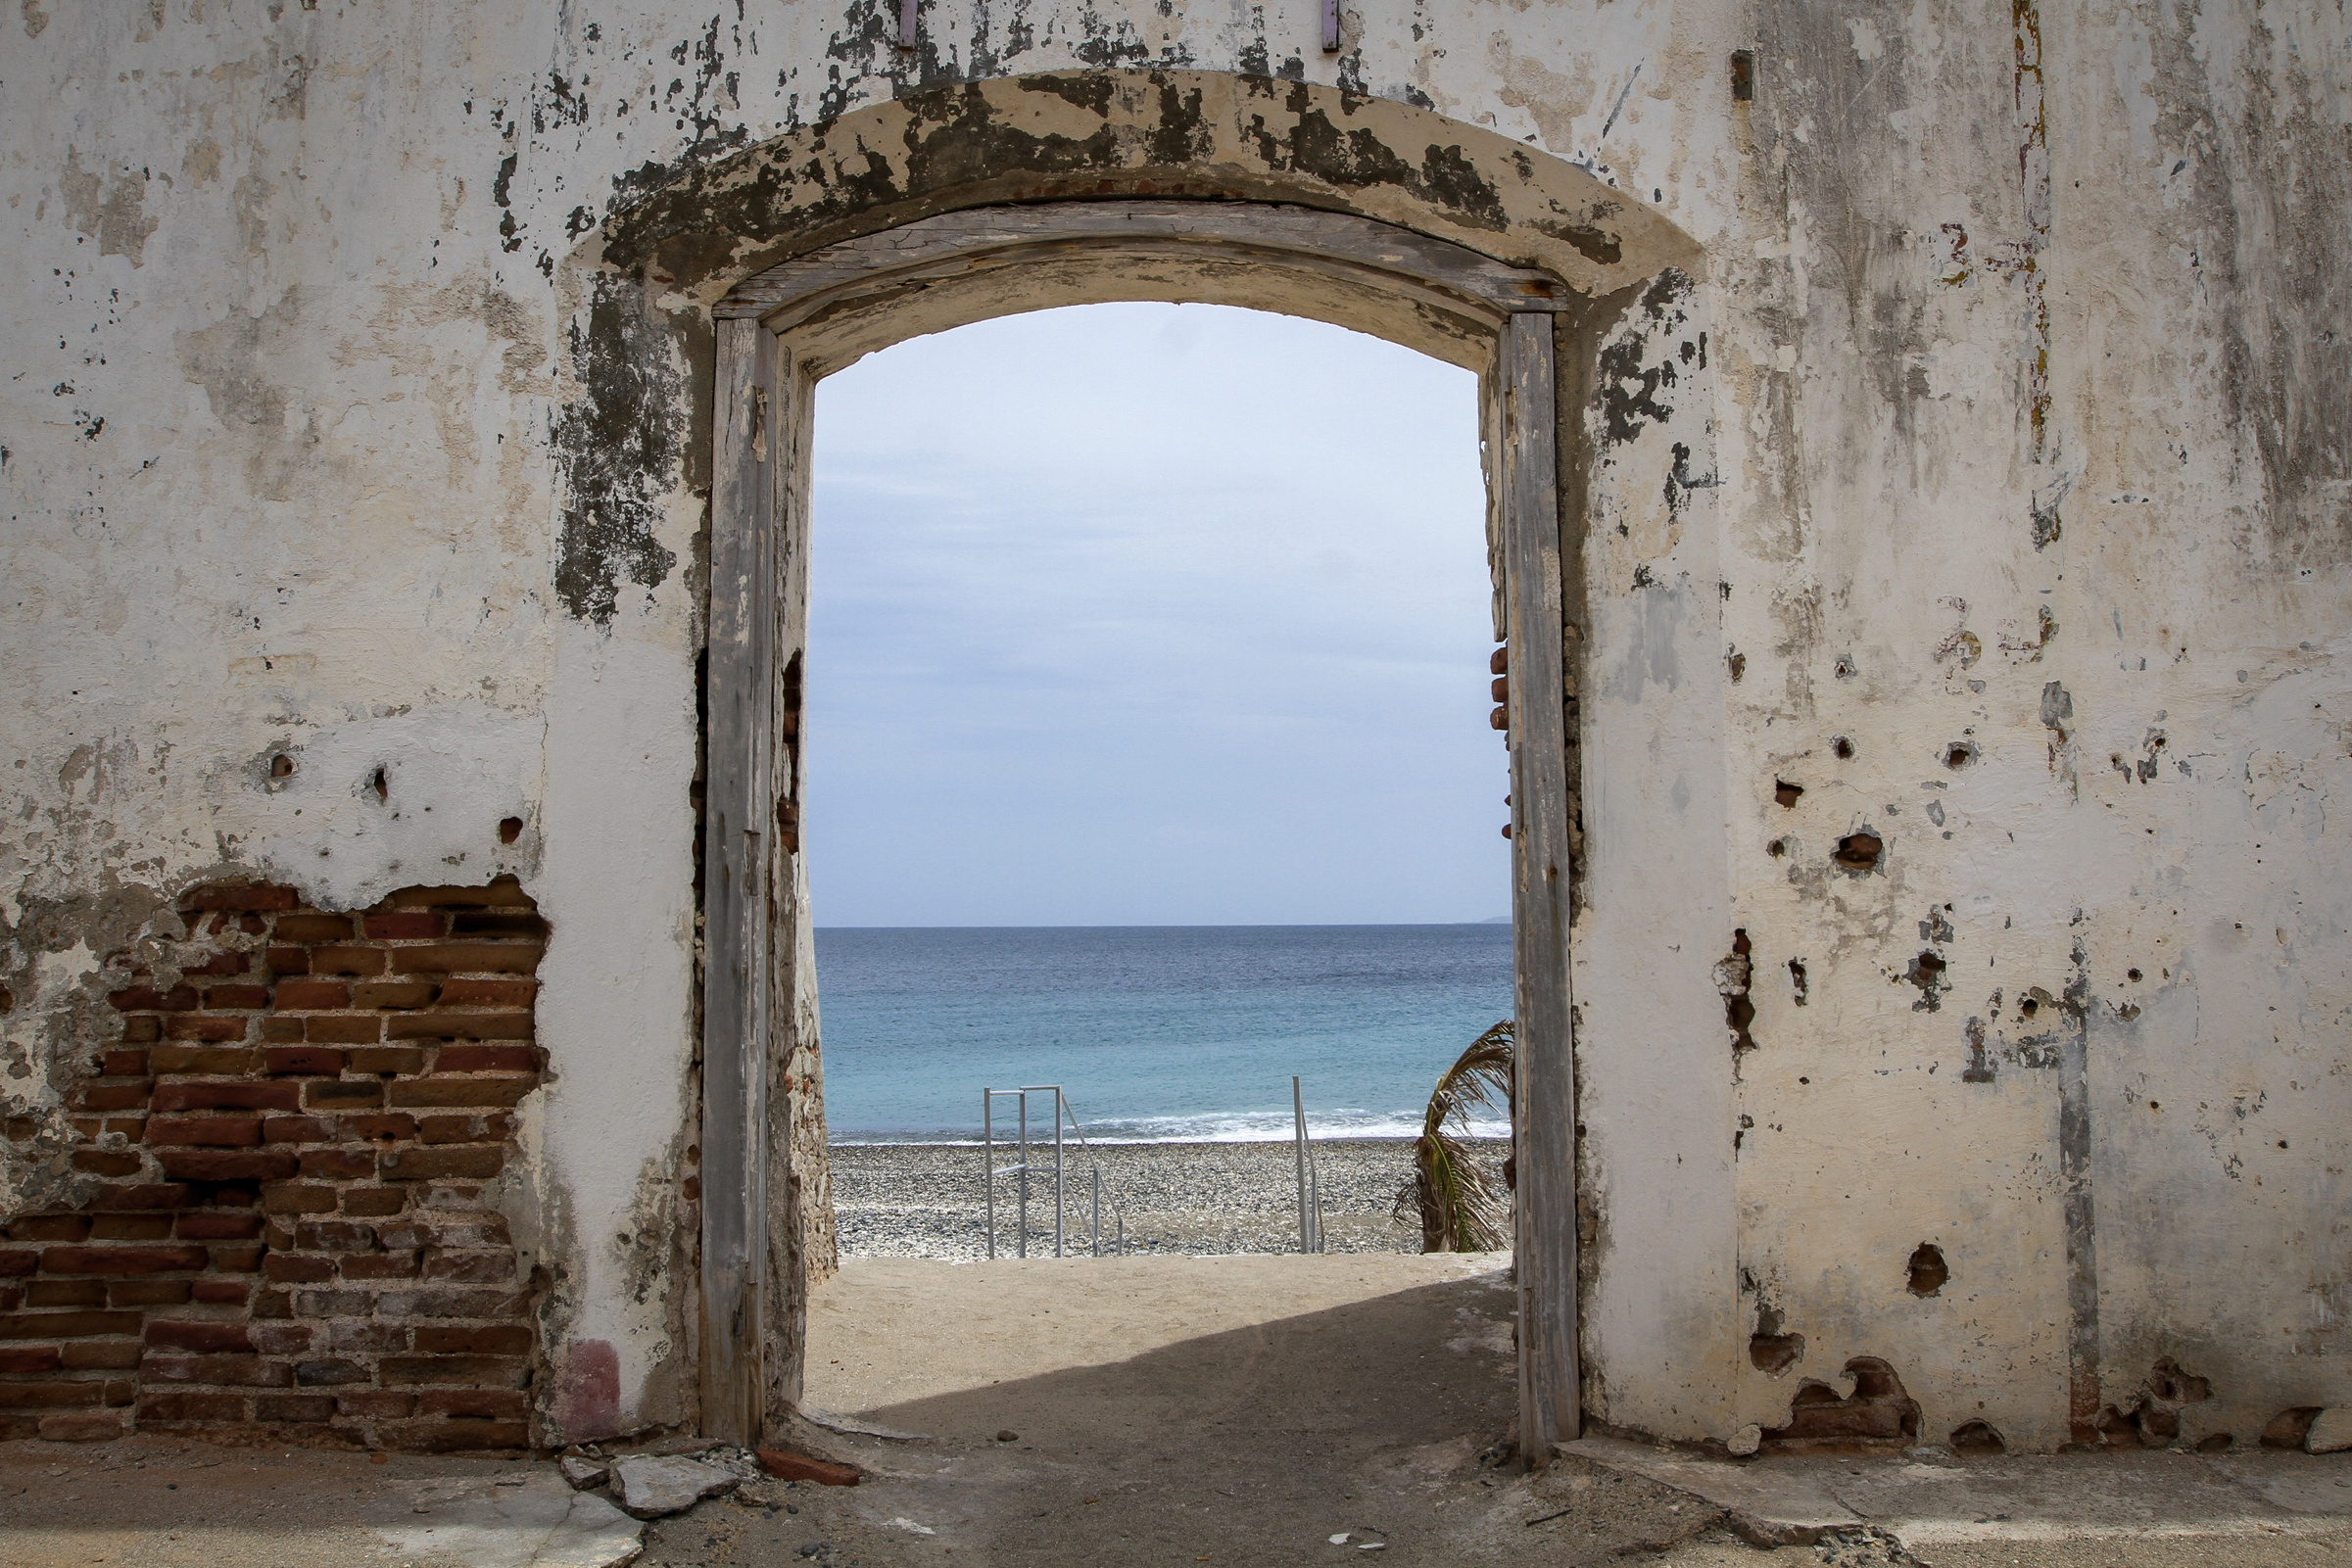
(551, 276), (687, 625)
(593, 71), (1651, 299)
(1593, 270), (1694, 449)
(2140, 5), (2352, 567)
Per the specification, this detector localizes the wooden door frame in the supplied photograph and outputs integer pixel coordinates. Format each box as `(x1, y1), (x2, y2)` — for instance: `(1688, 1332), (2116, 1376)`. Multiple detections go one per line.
(698, 199), (1582, 1455)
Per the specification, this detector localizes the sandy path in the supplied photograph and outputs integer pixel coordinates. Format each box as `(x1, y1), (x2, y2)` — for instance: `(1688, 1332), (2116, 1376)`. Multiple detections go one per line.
(779, 1252), (1719, 1567)
(803, 1252), (1513, 1412)
(6, 1255), (2343, 1567)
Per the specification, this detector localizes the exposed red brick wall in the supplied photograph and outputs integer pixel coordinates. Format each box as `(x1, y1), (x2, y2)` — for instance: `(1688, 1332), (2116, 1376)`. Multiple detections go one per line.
(0, 878), (546, 1449)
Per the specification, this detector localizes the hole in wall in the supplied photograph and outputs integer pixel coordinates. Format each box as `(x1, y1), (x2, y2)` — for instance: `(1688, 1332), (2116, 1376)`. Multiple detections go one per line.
(2261, 1407), (2324, 1449)
(1904, 950), (1948, 1011)
(1749, 1306), (1804, 1375)
(2148, 1356), (2212, 1404)
(1787, 957), (1807, 1005)
(499, 817), (524, 844)
(1730, 49), (1755, 101)
(1764, 1357), (1921, 1449)
(1832, 736), (1855, 760)
(1905, 1242), (1948, 1297)
(1944, 741), (1977, 769)
(1719, 930), (1755, 1053)
(370, 766), (389, 802)
(269, 754), (295, 779)
(1767, 838), (1787, 857)
(2098, 1402), (2166, 1447)
(2102, 1356), (2217, 1448)
(1727, 650), (1746, 683)
(1833, 832), (1883, 873)
(2018, 995), (2040, 1020)
(1949, 1420), (2005, 1455)
(1774, 780), (1803, 808)
(1835, 654), (1856, 679)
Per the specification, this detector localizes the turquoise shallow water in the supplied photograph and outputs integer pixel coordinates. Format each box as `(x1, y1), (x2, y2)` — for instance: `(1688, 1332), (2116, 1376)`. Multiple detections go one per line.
(814, 924), (1513, 1143)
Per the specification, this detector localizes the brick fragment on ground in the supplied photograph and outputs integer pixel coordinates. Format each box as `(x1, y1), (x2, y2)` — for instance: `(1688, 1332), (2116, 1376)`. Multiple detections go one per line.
(757, 1448), (862, 1486)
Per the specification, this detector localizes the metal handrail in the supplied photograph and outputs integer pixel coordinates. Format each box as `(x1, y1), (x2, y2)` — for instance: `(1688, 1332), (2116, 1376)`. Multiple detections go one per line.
(983, 1085), (1125, 1259)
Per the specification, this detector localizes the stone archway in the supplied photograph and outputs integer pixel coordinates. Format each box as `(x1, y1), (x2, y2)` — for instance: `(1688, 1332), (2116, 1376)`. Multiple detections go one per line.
(567, 70), (1703, 1459)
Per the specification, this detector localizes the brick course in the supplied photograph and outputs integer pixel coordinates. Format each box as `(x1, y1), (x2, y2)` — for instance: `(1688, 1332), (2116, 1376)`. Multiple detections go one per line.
(0, 877), (546, 1451)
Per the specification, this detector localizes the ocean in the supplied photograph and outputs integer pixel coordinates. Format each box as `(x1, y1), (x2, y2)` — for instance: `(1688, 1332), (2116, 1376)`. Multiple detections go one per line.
(813, 924), (1514, 1144)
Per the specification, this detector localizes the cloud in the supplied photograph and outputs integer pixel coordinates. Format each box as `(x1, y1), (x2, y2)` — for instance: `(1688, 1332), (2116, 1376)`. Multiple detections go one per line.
(807, 303), (1509, 927)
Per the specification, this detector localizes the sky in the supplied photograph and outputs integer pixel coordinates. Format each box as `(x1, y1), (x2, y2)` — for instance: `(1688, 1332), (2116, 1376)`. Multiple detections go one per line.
(804, 301), (1509, 928)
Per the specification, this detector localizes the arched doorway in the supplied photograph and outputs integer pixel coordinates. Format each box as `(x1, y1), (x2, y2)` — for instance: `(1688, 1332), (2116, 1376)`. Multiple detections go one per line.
(586, 71), (1704, 1458)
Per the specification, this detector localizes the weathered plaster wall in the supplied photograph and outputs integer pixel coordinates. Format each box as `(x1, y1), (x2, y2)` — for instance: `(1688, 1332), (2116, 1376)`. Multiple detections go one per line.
(4, 0), (2344, 1450)
(1704, 0), (2352, 1451)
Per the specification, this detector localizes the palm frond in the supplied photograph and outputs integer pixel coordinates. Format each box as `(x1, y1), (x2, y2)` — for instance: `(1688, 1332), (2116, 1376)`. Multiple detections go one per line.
(1393, 1020), (1514, 1253)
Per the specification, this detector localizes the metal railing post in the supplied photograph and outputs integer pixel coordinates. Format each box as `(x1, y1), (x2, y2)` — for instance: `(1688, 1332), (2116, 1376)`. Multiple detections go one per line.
(1307, 1123), (1323, 1254)
(982, 1083), (1124, 1264)
(1293, 1075), (1313, 1255)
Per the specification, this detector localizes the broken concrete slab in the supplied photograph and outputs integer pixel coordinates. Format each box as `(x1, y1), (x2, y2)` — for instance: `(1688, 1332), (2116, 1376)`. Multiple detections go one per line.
(561, 1454), (612, 1491)
(612, 1453), (741, 1518)
(2205, 1451), (2352, 1515)
(1823, 1449), (2313, 1546)
(375, 1471), (643, 1568)
(1557, 1435), (1860, 1544)
(1564, 1438), (2352, 1552)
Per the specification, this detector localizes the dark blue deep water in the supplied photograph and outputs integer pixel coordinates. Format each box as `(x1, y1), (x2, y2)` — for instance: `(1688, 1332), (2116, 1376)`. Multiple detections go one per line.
(814, 924), (1513, 1143)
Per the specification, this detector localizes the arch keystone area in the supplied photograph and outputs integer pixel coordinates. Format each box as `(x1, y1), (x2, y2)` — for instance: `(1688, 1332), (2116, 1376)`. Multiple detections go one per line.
(592, 71), (1702, 302)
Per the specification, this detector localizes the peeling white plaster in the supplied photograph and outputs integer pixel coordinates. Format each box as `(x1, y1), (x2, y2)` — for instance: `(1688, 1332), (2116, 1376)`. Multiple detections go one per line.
(1, 0), (2345, 1453)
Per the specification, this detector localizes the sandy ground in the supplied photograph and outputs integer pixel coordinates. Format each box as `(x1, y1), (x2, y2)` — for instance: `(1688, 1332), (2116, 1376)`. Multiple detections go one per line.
(829, 1138), (1511, 1259)
(4, 1252), (2346, 1567)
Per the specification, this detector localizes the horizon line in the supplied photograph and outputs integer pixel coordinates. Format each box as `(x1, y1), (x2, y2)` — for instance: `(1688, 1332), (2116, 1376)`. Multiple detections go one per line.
(813, 918), (1512, 929)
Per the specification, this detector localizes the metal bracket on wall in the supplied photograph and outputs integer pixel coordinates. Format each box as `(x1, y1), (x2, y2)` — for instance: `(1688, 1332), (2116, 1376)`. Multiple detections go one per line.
(1321, 0), (1340, 52)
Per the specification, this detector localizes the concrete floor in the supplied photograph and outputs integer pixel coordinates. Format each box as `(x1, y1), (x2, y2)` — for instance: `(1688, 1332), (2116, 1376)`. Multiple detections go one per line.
(2, 1255), (2347, 1566)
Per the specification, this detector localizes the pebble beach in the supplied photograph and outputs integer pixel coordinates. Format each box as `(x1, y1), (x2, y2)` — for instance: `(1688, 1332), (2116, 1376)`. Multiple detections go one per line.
(828, 1137), (1512, 1259)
